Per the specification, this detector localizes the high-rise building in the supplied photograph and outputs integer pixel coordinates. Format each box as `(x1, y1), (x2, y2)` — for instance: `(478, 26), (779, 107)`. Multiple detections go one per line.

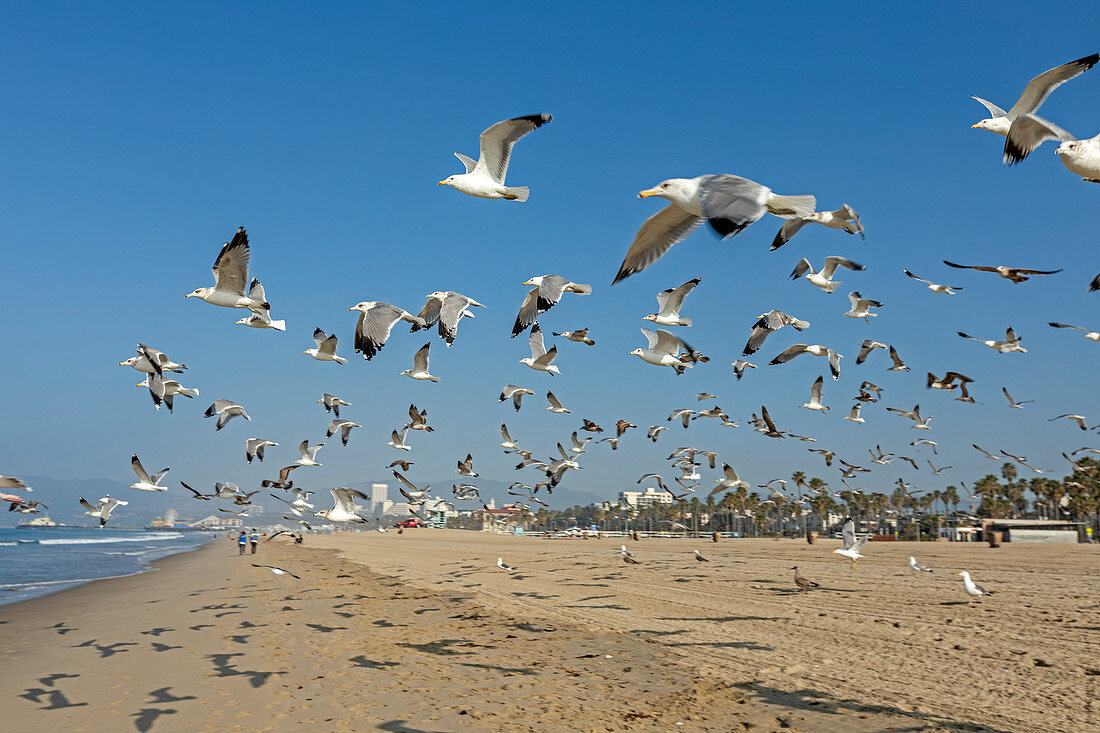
(370, 483), (388, 514)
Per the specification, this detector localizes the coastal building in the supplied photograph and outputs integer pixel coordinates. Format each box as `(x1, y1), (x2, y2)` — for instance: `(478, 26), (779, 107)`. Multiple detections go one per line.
(370, 483), (388, 514)
(618, 487), (673, 509)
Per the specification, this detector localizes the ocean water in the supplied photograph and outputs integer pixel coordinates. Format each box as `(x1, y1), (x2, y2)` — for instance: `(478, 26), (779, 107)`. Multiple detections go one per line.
(0, 527), (215, 606)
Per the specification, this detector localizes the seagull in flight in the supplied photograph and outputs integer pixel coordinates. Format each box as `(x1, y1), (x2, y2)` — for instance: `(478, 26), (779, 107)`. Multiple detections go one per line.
(958, 327), (1026, 354)
(834, 517), (871, 569)
(769, 344), (842, 380)
(303, 328), (346, 363)
(1048, 322), (1100, 341)
(643, 277), (701, 327)
(789, 256), (865, 294)
(130, 455), (169, 492)
(1002, 387), (1034, 409)
(904, 270), (965, 294)
(770, 204), (864, 251)
(438, 114), (552, 201)
(943, 261), (1062, 283)
(743, 310), (809, 356)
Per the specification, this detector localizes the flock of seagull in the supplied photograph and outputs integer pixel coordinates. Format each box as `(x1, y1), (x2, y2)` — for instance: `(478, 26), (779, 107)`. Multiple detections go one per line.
(2, 52), (1097, 601)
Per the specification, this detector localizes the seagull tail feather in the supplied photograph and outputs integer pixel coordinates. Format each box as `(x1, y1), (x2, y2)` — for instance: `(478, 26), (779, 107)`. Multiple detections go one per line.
(766, 193), (816, 219)
(504, 186), (530, 202)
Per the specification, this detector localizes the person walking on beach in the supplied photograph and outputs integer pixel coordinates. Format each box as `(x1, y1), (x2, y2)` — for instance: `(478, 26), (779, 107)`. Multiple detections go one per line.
(249, 529), (259, 554)
(237, 530), (248, 556)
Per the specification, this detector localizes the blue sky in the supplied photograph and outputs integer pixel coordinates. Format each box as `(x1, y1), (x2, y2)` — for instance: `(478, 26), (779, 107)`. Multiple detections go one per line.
(2, 2), (1099, 512)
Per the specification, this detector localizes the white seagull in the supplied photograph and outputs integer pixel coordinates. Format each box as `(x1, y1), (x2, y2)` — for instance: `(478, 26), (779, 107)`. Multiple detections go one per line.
(957, 327), (1027, 353)
(499, 385), (535, 412)
(303, 328), (346, 363)
(769, 344), (842, 380)
(630, 328), (708, 374)
(958, 571), (993, 605)
(520, 323), (560, 375)
(245, 439), (278, 464)
(1002, 387), (1033, 409)
(438, 114), (552, 201)
(294, 440), (325, 467)
(326, 419), (361, 446)
(844, 292), (883, 322)
(119, 344), (187, 374)
(844, 403), (865, 424)
(732, 359), (757, 380)
(1054, 132), (1100, 183)
(400, 343), (438, 381)
(130, 455), (169, 492)
(511, 276), (592, 337)
(388, 428), (412, 451)
(204, 399), (251, 431)
(789, 256), (865, 294)
(743, 310), (810, 356)
(885, 404), (932, 430)
(411, 291), (485, 347)
(643, 277), (701, 326)
(317, 393), (351, 417)
(80, 495), (127, 527)
(1048, 321), (1100, 341)
(552, 329), (596, 346)
(185, 227), (270, 313)
(545, 391), (571, 413)
(909, 556), (933, 573)
(904, 270), (964, 295)
(800, 376), (829, 412)
(833, 517), (871, 569)
(770, 204), (864, 251)
(497, 558), (518, 572)
(316, 488), (370, 523)
(349, 302), (426, 361)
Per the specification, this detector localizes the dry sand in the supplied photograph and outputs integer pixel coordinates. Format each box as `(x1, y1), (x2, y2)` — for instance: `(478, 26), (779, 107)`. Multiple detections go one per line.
(0, 532), (1096, 732)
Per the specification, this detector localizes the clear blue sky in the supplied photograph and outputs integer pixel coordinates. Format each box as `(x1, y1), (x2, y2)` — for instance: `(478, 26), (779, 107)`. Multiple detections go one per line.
(2, 2), (1098, 510)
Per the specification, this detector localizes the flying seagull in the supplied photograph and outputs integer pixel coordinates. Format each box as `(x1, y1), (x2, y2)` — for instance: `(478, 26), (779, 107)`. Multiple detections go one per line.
(185, 227), (270, 313)
(130, 455), (169, 492)
(80, 495), (127, 527)
(316, 488), (370, 523)
(743, 310), (809, 356)
(511, 276), (592, 337)
(770, 204), (864, 250)
(303, 328), (346, 363)
(400, 343), (438, 381)
(1053, 132), (1100, 184)
(732, 359), (757, 381)
(294, 440), (325, 467)
(552, 329), (596, 346)
(800, 376), (829, 412)
(252, 564), (301, 579)
(411, 291), (485, 346)
(317, 393), (350, 417)
(845, 292), (883, 322)
(119, 344), (187, 374)
(387, 428), (411, 451)
(614, 174), (816, 283)
(1002, 387), (1033, 409)
(844, 403), (865, 424)
(349, 302), (426, 361)
(834, 517), (871, 569)
(245, 439), (278, 464)
(644, 277), (701, 327)
(234, 280), (285, 330)
(885, 404), (932, 429)
(904, 270), (964, 294)
(957, 327), (1026, 353)
(499, 385), (535, 412)
(545, 391), (571, 413)
(630, 328), (708, 374)
(790, 256), (865, 294)
(769, 344), (842, 380)
(180, 482), (215, 500)
(326, 419), (361, 446)
(1048, 321), (1100, 341)
(260, 465), (299, 490)
(1050, 414), (1090, 431)
(520, 323), (560, 375)
(943, 261), (1062, 283)
(438, 114), (552, 201)
(203, 399), (251, 431)
(855, 340), (886, 365)
(970, 52), (1099, 164)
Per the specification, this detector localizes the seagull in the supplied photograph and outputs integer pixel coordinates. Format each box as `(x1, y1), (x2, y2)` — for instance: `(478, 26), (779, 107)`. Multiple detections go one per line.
(134, 377), (199, 413)
(599, 438), (621, 450)
(909, 556), (933, 573)
(317, 393), (350, 417)
(400, 342), (438, 381)
(644, 277), (701, 326)
(927, 371), (973, 391)
(695, 393), (718, 401)
(245, 439), (278, 464)
(844, 403), (865, 424)
(887, 346), (910, 371)
(1050, 414), (1090, 431)
(387, 428), (411, 451)
(203, 400), (251, 431)
(710, 463), (749, 495)
(799, 376), (828, 412)
(512, 276), (592, 337)
(1048, 322), (1100, 341)
(693, 549), (710, 562)
(545, 391), (571, 414)
(855, 340), (887, 365)
(769, 344), (842, 380)
(770, 204), (864, 250)
(904, 270), (965, 294)
(1054, 132), (1100, 183)
(294, 440), (325, 467)
(499, 385), (535, 412)
(579, 419), (603, 433)
(438, 114), (552, 201)
(970, 52), (1099, 163)
(958, 327), (1026, 353)
(972, 444), (999, 460)
(411, 291), (485, 346)
(80, 495), (127, 527)
(731, 359), (757, 381)
(943, 261), (1062, 283)
(252, 564), (300, 579)
(1002, 387), (1033, 409)
(792, 566), (820, 591)
(303, 328), (346, 363)
(614, 174), (816, 283)
(497, 558), (518, 572)
(519, 323), (560, 375)
(647, 425), (667, 442)
(743, 310), (809, 356)
(844, 292), (883, 322)
(631, 328), (708, 374)
(185, 227), (270, 313)
(326, 420), (361, 446)
(315, 488), (370, 523)
(790, 256), (865, 294)
(927, 462), (952, 475)
(757, 405), (786, 439)
(958, 571), (993, 605)
(620, 545), (641, 564)
(833, 517), (871, 569)
(615, 420), (637, 437)
(180, 482), (215, 500)
(668, 408), (696, 428)
(261, 465), (299, 490)
(456, 454), (479, 477)
(393, 471), (430, 503)
(388, 460), (414, 472)
(910, 438), (938, 453)
(268, 493), (310, 515)
(218, 507), (250, 517)
(234, 281), (285, 330)
(119, 344), (187, 374)
(552, 329), (596, 346)
(885, 404), (932, 430)
(349, 302), (426, 361)
(499, 424), (519, 451)
(130, 455), (168, 492)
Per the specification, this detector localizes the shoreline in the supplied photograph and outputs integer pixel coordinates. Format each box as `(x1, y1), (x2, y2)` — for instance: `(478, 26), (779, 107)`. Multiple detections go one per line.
(1, 531), (1095, 732)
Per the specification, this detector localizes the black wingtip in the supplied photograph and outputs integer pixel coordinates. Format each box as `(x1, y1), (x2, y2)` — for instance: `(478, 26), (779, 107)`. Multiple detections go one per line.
(707, 217), (749, 239)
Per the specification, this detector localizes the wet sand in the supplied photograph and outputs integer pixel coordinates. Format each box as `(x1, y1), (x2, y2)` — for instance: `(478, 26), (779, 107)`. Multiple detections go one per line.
(1, 532), (1096, 732)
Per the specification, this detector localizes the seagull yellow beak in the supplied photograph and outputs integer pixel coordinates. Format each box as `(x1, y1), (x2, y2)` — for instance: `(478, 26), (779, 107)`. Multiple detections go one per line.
(437, 180), (447, 185)
(348, 307), (355, 311)
(638, 188), (662, 198)
(970, 123), (981, 129)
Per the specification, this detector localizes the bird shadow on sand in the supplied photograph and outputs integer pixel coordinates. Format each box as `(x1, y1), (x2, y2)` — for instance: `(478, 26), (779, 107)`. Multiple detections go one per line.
(131, 707), (177, 732)
(658, 615), (785, 622)
(18, 688), (88, 710)
(305, 623), (347, 633)
(629, 628), (690, 637)
(376, 721), (450, 733)
(147, 688), (196, 704)
(563, 603), (631, 611)
(459, 662), (537, 675)
(349, 655), (400, 669)
(206, 652), (287, 688)
(766, 587), (857, 595)
(666, 640), (773, 651)
(396, 639), (479, 656)
(739, 682), (1013, 733)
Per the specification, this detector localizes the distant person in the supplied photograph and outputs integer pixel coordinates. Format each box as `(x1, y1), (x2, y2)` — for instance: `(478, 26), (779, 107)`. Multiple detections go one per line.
(294, 534), (303, 544)
(237, 531), (248, 556)
(249, 529), (259, 554)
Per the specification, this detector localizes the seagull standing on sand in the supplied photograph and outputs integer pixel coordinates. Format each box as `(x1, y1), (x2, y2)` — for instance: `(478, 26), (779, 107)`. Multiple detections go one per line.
(349, 302), (426, 361)
(770, 204), (864, 250)
(833, 517), (871, 569)
(958, 571), (993, 605)
(520, 324), (560, 375)
(185, 228), (270, 313)
(511, 276), (592, 337)
(401, 343), (438, 381)
(303, 328), (346, 363)
(643, 277), (701, 326)
(620, 545), (640, 564)
(614, 174), (816, 283)
(497, 558), (518, 572)
(204, 400), (251, 431)
(969, 52), (1099, 164)
(693, 550), (710, 562)
(438, 114), (552, 201)
(792, 566), (819, 591)
(130, 455), (169, 492)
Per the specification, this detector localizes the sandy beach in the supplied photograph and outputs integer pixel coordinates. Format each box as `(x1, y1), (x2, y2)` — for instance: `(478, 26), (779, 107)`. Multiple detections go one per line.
(1, 532), (1096, 732)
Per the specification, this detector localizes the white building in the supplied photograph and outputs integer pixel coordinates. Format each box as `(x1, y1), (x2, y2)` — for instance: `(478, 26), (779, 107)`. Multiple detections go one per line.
(618, 487), (674, 509)
(370, 483), (388, 515)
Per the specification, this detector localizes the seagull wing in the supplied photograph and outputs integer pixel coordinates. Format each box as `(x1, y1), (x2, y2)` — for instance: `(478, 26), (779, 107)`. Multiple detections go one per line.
(613, 203), (704, 284)
(414, 294), (443, 330)
(662, 277), (701, 315)
(770, 217), (809, 251)
(769, 344), (808, 365)
(841, 517), (856, 549)
(903, 270), (934, 286)
(412, 342), (431, 371)
(437, 294), (469, 345)
(131, 454), (151, 483)
(971, 96), (1007, 118)
(511, 286), (540, 337)
(1007, 53), (1100, 117)
(528, 323), (547, 358)
(1004, 113), (1076, 164)
(211, 228), (250, 296)
(822, 256), (864, 279)
(697, 174), (770, 237)
(475, 113), (552, 184)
